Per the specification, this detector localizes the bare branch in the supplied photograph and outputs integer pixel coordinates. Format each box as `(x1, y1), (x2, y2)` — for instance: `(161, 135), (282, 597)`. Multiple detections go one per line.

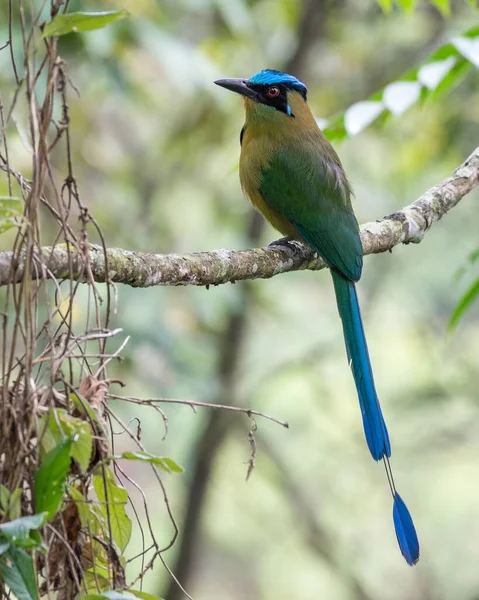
(108, 394), (290, 429)
(1, 145), (478, 288)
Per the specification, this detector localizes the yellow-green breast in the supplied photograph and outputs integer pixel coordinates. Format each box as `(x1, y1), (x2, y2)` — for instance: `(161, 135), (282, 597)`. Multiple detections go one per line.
(238, 91), (322, 238)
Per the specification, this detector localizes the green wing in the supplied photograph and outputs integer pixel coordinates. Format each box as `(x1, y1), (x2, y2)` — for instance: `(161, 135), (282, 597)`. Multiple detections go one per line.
(260, 145), (363, 282)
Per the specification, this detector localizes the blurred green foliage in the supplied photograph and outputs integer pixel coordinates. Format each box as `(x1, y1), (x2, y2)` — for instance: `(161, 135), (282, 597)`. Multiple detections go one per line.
(377, 0), (477, 14)
(449, 248), (479, 329)
(1, 1), (479, 599)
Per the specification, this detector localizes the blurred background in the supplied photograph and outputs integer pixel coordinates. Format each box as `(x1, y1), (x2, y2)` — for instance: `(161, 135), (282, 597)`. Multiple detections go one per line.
(1, 0), (479, 599)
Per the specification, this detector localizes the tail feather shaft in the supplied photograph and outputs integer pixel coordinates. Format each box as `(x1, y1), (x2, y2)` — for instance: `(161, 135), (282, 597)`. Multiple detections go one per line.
(331, 270), (420, 565)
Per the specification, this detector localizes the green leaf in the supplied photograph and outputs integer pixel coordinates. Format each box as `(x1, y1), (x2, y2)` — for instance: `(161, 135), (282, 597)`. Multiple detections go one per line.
(0, 514), (46, 549)
(453, 34), (479, 68)
(117, 451), (184, 473)
(42, 10), (129, 38)
(68, 487), (110, 580)
(69, 488), (111, 586)
(0, 486), (24, 519)
(34, 438), (72, 520)
(449, 278), (479, 331)
(431, 0), (450, 14)
(322, 25), (479, 143)
(378, 0), (452, 10)
(70, 392), (109, 449)
(93, 468), (132, 552)
(129, 591), (165, 600)
(68, 487), (105, 534)
(0, 197), (23, 235)
(469, 248), (479, 264)
(0, 546), (38, 600)
(70, 393), (101, 426)
(343, 100), (384, 136)
(83, 567), (111, 592)
(427, 59), (469, 102)
(0, 485), (9, 511)
(376, 0), (393, 10)
(39, 409), (92, 473)
(0, 540), (10, 555)
(8, 488), (23, 520)
(396, 0), (416, 12)
(70, 426), (93, 473)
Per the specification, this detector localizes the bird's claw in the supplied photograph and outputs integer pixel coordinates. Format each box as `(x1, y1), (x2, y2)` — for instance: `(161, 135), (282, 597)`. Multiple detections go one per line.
(268, 236), (295, 249)
(268, 237), (307, 253)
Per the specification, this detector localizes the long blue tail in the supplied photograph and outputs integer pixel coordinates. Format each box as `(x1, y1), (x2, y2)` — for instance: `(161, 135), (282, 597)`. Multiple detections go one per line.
(331, 270), (390, 461)
(331, 270), (420, 565)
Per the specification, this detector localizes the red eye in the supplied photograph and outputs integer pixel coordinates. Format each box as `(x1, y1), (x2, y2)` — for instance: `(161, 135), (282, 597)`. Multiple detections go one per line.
(267, 86), (280, 98)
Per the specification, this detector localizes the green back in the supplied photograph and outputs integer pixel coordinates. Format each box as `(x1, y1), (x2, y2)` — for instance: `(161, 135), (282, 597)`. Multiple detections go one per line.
(260, 145), (363, 282)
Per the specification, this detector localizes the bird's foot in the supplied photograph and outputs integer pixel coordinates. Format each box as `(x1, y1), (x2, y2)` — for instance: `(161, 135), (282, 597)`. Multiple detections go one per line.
(268, 236), (296, 250)
(268, 237), (307, 253)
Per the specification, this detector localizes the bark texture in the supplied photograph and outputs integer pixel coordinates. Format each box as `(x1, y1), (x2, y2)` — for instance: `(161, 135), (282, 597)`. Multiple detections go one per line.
(1, 145), (478, 288)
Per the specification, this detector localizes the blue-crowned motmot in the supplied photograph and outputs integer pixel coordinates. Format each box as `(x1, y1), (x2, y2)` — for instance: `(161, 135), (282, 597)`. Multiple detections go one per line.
(215, 69), (419, 565)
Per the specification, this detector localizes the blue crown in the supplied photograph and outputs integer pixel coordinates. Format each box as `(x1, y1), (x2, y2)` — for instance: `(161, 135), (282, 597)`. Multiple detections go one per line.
(248, 69), (307, 93)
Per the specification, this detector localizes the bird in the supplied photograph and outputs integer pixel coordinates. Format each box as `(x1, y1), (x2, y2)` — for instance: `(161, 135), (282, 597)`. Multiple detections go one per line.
(215, 69), (420, 566)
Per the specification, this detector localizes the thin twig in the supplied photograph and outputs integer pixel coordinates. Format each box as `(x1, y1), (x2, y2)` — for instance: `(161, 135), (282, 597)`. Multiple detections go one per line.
(245, 415), (257, 482)
(94, 335), (130, 378)
(108, 394), (290, 429)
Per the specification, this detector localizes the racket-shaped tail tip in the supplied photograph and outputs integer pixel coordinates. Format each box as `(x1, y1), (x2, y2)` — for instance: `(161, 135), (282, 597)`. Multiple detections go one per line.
(393, 492), (420, 566)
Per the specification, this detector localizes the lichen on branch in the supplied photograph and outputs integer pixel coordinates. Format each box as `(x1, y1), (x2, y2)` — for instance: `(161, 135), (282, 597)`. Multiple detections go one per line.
(0, 144), (478, 289)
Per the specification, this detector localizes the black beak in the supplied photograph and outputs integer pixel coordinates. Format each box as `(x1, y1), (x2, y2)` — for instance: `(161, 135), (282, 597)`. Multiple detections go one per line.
(214, 78), (257, 101)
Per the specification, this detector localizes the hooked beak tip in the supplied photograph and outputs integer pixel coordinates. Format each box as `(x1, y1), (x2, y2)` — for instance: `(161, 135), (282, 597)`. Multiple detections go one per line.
(214, 78), (243, 88)
(214, 78), (255, 100)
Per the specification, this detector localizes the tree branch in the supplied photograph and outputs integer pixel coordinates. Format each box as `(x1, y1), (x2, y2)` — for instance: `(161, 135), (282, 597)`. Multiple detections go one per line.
(1, 145), (478, 288)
